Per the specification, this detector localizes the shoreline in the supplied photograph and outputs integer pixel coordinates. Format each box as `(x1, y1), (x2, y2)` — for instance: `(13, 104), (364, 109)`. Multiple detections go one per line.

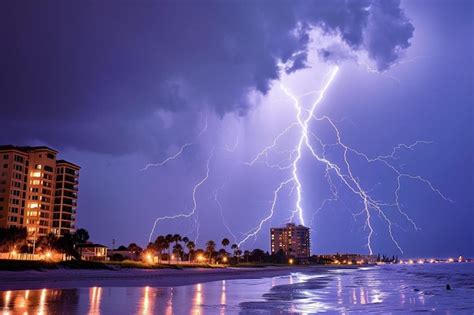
(0, 265), (359, 291)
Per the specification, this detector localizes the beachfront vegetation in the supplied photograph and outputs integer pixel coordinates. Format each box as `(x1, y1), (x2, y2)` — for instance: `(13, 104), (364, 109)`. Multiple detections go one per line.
(122, 233), (292, 266)
(0, 226), (92, 260)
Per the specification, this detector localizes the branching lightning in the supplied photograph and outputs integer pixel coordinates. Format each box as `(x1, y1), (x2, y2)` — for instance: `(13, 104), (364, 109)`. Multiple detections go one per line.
(140, 115), (208, 171)
(242, 66), (450, 254)
(147, 148), (214, 243)
(143, 65), (449, 254)
(213, 187), (238, 245)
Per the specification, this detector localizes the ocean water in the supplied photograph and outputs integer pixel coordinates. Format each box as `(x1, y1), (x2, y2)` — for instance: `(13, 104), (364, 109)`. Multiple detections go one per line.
(1, 263), (473, 314)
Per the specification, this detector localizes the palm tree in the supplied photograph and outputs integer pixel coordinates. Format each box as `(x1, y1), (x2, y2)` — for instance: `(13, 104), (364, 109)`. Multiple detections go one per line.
(74, 228), (90, 244)
(182, 236), (189, 244)
(165, 234), (173, 263)
(71, 228), (90, 260)
(186, 241), (195, 262)
(172, 243), (183, 261)
(173, 234), (181, 247)
(128, 243), (142, 259)
(36, 233), (58, 252)
(154, 235), (165, 261)
(231, 244), (240, 263)
(235, 250), (242, 263)
(244, 250), (250, 263)
(221, 238), (229, 253)
(205, 240), (216, 263)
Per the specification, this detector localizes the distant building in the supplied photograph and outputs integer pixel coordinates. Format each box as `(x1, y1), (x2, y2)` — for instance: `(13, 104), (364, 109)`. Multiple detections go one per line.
(0, 145), (80, 241)
(317, 253), (378, 265)
(271, 223), (310, 260)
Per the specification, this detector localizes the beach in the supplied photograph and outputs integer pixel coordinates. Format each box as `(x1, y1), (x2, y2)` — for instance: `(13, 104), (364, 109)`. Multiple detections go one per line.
(0, 265), (341, 291)
(1, 263), (473, 314)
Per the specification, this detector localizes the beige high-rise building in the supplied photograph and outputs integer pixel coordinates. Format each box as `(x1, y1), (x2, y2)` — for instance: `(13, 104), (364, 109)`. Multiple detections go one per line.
(0, 145), (80, 242)
(271, 223), (310, 260)
(53, 160), (80, 236)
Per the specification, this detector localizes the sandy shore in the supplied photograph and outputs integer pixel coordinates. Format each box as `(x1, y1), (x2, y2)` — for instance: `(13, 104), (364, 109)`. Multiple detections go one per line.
(0, 265), (344, 291)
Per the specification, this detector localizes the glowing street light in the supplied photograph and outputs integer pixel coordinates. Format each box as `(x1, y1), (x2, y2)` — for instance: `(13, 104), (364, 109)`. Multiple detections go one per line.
(145, 253), (153, 264)
(222, 256), (228, 263)
(288, 258), (294, 265)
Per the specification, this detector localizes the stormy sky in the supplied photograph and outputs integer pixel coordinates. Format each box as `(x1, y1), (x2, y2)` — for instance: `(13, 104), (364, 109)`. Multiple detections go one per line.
(1, 0), (472, 257)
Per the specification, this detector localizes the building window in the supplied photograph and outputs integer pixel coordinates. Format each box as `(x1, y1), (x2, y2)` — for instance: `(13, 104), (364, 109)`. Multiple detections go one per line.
(3, 164), (7, 169)
(3, 155), (8, 160)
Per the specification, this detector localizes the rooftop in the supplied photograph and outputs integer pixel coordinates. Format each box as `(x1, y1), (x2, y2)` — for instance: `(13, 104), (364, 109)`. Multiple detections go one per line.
(57, 159), (81, 169)
(0, 145), (58, 154)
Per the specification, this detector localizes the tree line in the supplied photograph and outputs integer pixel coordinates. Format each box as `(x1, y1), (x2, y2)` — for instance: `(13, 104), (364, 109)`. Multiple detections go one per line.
(111, 233), (291, 264)
(0, 226), (91, 260)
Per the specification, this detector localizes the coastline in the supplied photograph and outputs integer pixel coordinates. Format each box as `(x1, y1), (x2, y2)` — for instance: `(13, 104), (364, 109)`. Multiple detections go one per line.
(0, 265), (357, 291)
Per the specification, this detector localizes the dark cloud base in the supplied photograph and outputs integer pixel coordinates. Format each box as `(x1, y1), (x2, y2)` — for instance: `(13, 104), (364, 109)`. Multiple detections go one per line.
(0, 0), (413, 155)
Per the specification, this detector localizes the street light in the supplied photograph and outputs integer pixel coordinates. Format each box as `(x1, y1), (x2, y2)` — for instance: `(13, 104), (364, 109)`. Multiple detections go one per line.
(146, 253), (153, 264)
(288, 258), (294, 265)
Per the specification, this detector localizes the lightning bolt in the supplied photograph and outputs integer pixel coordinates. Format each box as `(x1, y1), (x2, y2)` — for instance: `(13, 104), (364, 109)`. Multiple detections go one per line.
(213, 187), (238, 245)
(147, 148), (214, 243)
(140, 115), (208, 171)
(242, 66), (450, 254)
(238, 178), (294, 247)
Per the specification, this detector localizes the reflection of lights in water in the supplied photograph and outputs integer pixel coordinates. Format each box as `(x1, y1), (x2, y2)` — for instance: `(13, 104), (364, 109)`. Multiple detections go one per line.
(141, 286), (155, 315)
(192, 283), (203, 314)
(4, 291), (11, 310)
(142, 287), (150, 314)
(220, 280), (226, 315)
(351, 288), (357, 304)
(89, 287), (102, 315)
(165, 288), (173, 315)
(37, 288), (47, 315)
(359, 287), (367, 305)
(336, 276), (342, 304)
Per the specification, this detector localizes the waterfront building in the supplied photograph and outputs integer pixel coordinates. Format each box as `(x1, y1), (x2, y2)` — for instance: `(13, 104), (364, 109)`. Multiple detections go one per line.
(270, 223), (310, 261)
(0, 145), (80, 241)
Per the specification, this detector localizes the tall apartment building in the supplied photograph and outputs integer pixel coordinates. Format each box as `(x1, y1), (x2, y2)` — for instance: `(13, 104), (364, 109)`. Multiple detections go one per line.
(270, 223), (310, 260)
(0, 145), (80, 242)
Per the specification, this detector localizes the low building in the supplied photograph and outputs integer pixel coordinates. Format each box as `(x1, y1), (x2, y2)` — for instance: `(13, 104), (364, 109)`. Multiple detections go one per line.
(77, 243), (108, 261)
(271, 223), (310, 261)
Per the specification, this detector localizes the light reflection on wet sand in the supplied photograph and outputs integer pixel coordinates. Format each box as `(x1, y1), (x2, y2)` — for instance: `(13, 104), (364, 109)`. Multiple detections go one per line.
(0, 264), (472, 314)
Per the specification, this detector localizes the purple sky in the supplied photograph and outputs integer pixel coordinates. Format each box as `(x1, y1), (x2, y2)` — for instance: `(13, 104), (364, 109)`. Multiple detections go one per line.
(0, 0), (472, 258)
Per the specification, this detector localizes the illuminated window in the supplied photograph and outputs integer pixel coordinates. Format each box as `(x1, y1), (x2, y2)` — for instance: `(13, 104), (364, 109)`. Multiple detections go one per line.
(29, 203), (39, 209)
(31, 171), (41, 178)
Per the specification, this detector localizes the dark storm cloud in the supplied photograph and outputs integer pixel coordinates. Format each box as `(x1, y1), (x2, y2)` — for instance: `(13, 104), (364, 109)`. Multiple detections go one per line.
(0, 0), (413, 154)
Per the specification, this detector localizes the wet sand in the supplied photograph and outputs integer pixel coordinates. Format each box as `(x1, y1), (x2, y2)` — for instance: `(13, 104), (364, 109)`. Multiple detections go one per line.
(0, 265), (347, 291)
